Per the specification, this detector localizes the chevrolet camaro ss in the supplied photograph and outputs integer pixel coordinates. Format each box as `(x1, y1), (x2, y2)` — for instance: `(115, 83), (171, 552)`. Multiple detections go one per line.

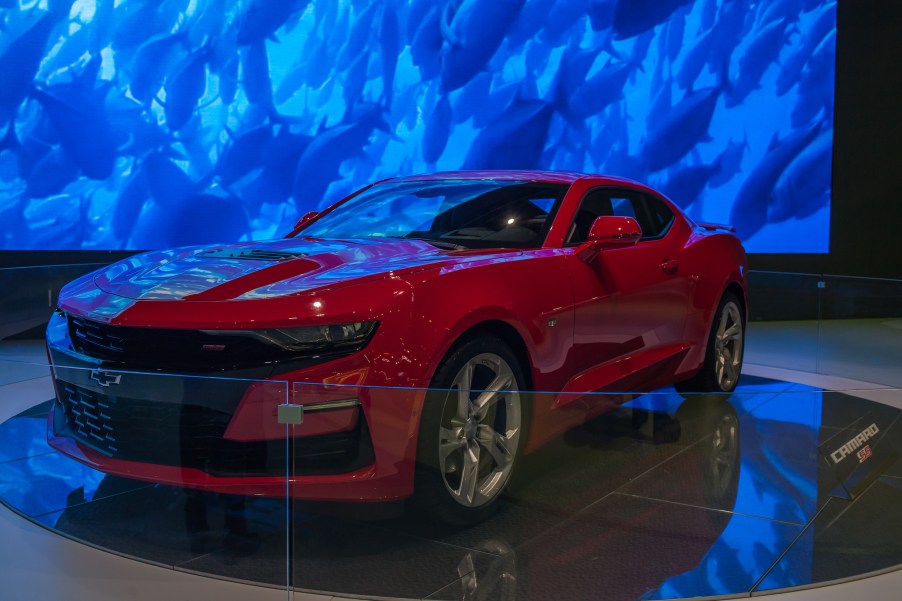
(46, 171), (747, 524)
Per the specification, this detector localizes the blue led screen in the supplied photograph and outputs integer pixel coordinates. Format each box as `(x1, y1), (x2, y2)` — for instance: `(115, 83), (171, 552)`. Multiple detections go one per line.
(0, 0), (835, 252)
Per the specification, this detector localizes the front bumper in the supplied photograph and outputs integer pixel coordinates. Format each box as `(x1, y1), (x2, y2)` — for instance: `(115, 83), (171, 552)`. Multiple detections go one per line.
(45, 310), (420, 501)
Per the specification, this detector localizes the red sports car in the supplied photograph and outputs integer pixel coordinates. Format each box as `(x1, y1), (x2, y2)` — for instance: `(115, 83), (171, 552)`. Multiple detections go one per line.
(46, 171), (747, 524)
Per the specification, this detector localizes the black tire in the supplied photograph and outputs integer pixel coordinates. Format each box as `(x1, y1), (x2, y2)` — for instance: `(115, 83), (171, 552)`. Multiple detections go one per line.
(412, 336), (528, 525)
(676, 292), (745, 394)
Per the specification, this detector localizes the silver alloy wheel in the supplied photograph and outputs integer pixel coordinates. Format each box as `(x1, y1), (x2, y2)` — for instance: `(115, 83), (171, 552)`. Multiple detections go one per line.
(714, 301), (743, 391)
(438, 352), (522, 508)
(709, 413), (739, 498)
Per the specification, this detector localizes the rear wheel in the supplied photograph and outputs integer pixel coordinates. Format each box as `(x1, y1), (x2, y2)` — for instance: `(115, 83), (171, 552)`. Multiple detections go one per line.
(413, 337), (526, 525)
(676, 293), (744, 394)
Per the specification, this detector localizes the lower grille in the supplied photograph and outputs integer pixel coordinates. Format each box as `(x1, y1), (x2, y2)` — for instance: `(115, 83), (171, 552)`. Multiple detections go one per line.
(62, 384), (119, 453)
(59, 382), (231, 466)
(56, 381), (374, 477)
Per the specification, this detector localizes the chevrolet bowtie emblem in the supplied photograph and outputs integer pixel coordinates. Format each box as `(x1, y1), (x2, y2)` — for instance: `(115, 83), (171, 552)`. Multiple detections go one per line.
(90, 369), (122, 387)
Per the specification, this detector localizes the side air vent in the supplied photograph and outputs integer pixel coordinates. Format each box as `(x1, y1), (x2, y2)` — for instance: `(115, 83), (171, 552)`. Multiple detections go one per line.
(199, 248), (309, 261)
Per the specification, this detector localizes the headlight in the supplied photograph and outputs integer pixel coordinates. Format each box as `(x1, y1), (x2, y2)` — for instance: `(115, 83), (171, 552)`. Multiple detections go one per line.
(202, 322), (378, 355)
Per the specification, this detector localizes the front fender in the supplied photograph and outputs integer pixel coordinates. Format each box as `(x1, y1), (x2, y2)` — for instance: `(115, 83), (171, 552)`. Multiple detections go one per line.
(400, 249), (575, 392)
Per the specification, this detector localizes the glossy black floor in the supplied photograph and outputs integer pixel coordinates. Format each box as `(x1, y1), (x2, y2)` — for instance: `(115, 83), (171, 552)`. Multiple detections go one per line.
(1, 375), (901, 600)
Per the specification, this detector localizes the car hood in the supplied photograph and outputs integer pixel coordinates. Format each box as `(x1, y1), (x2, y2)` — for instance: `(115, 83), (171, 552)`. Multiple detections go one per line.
(92, 238), (509, 301)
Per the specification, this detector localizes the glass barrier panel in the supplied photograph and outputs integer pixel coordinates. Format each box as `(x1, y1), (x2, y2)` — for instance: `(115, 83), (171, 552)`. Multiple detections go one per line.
(0, 351), (55, 391)
(817, 275), (902, 387)
(745, 271), (822, 375)
(4, 265), (902, 599)
(0, 358), (291, 596)
(287, 376), (902, 600)
(0, 264), (108, 340)
(2, 348), (900, 599)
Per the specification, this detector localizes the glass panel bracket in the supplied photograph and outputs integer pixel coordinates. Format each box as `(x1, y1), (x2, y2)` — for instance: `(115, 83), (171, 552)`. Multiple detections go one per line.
(277, 403), (304, 425)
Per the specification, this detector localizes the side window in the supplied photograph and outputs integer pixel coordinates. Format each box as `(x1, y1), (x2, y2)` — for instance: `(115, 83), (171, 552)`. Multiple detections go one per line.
(635, 193), (675, 240)
(567, 189), (613, 244)
(568, 189), (675, 244)
(611, 197), (636, 219)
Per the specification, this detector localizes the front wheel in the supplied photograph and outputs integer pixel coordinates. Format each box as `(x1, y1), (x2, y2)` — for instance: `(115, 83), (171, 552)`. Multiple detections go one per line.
(413, 337), (527, 525)
(676, 293), (745, 394)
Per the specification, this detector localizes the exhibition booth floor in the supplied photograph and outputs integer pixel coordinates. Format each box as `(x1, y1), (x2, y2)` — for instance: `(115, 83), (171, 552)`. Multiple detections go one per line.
(0, 340), (900, 601)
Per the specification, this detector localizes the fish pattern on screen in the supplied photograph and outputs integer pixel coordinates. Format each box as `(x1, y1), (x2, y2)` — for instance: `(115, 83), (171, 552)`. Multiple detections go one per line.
(0, 0), (835, 252)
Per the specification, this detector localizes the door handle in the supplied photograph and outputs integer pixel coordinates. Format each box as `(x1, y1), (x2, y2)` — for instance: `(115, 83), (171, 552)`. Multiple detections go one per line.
(661, 259), (679, 274)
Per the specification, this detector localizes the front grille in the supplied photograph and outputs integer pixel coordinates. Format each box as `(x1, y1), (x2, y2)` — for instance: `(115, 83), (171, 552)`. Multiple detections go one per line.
(69, 315), (126, 357)
(56, 381), (374, 477)
(62, 383), (119, 453)
(59, 382), (231, 464)
(198, 248), (308, 261)
(65, 313), (347, 372)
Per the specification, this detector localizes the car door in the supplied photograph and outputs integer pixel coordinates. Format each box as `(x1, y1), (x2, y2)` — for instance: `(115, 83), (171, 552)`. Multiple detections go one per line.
(562, 187), (694, 396)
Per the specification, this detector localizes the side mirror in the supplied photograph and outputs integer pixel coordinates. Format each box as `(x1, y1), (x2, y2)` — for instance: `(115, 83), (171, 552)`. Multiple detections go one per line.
(293, 211), (318, 231)
(576, 216), (642, 262)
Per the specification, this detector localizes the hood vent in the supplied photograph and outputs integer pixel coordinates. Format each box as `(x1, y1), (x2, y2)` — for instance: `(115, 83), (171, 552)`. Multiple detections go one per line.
(199, 248), (309, 262)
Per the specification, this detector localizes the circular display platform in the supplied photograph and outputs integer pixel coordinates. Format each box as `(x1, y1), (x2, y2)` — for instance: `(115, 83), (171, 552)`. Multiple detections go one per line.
(1, 375), (901, 600)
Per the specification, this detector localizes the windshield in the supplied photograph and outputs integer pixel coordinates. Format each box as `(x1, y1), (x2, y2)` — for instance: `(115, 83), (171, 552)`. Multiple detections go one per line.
(298, 179), (569, 249)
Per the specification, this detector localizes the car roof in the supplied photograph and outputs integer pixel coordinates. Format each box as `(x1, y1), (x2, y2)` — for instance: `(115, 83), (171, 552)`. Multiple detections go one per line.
(391, 170), (643, 187)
